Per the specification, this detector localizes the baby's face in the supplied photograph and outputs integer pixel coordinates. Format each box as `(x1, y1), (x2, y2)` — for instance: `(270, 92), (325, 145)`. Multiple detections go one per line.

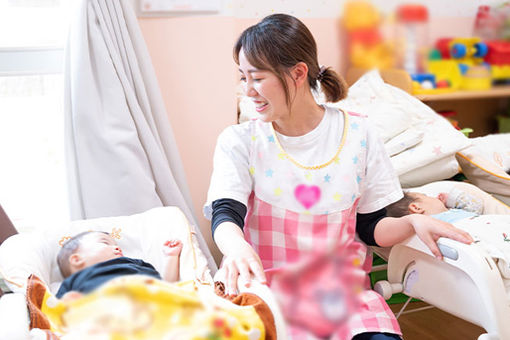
(411, 193), (448, 215)
(76, 232), (124, 268)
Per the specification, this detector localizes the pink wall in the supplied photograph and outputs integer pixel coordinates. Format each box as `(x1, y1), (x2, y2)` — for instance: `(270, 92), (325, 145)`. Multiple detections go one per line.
(138, 15), (474, 264)
(139, 17), (237, 262)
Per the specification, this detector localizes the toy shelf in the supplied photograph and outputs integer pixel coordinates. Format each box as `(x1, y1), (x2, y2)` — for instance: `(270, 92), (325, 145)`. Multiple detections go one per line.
(416, 85), (510, 102)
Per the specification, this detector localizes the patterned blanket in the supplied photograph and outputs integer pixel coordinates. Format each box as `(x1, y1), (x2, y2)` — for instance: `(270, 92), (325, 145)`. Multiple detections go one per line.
(27, 274), (274, 339)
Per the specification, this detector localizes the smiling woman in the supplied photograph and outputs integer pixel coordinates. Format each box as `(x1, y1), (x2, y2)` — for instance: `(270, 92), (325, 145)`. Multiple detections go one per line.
(0, 0), (70, 233)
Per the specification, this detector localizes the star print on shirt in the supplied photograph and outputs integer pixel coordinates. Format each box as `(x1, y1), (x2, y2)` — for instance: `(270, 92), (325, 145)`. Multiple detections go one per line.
(352, 156), (358, 164)
(324, 174), (331, 182)
(351, 122), (359, 130)
(305, 172), (312, 181)
(267, 135), (275, 143)
(265, 169), (274, 177)
(251, 135), (257, 141)
(356, 175), (362, 183)
(274, 187), (282, 196)
(249, 166), (255, 175)
(333, 193), (342, 201)
(360, 140), (366, 148)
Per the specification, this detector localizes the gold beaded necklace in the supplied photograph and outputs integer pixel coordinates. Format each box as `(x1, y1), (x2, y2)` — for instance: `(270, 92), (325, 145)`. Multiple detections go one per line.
(270, 109), (349, 170)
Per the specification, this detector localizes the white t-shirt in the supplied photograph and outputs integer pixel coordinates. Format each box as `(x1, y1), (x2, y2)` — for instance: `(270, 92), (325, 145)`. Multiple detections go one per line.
(205, 106), (402, 217)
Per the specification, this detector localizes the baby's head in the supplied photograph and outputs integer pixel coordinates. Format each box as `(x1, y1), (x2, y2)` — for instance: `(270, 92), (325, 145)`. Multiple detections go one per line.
(386, 192), (448, 218)
(57, 231), (123, 278)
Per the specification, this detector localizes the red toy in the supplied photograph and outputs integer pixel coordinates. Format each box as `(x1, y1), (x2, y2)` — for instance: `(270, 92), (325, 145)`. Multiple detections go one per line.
(485, 41), (510, 65)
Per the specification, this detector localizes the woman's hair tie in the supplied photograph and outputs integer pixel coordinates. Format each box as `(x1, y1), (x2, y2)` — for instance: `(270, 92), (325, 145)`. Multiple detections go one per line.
(317, 66), (327, 82)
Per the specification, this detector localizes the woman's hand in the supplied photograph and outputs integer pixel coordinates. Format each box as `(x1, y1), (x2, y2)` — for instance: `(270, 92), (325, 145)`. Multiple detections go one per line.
(214, 221), (267, 296)
(221, 241), (267, 296)
(407, 214), (474, 259)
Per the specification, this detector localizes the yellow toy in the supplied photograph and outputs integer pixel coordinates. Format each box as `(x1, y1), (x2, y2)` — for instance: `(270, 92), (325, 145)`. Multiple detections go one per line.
(426, 59), (462, 90)
(449, 37), (492, 90)
(415, 37), (492, 93)
(449, 37), (488, 67)
(462, 65), (492, 90)
(491, 64), (510, 80)
(341, 0), (394, 69)
(342, 0), (380, 32)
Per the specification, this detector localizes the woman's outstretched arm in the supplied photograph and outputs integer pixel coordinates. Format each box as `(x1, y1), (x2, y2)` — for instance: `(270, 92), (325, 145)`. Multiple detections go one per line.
(214, 222), (267, 296)
(374, 215), (474, 259)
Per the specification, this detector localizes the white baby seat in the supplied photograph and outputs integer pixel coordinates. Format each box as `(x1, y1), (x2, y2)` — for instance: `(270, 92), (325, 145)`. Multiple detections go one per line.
(372, 181), (510, 340)
(0, 206), (286, 339)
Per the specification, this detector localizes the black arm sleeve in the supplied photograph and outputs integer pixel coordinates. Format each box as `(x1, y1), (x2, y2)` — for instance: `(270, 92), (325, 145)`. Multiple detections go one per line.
(211, 198), (247, 239)
(356, 208), (387, 246)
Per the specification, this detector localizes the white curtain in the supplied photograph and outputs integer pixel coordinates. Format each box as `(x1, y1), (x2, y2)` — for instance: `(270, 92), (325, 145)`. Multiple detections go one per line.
(64, 0), (217, 272)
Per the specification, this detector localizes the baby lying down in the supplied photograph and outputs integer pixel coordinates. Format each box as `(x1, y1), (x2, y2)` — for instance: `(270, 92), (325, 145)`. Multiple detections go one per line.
(33, 231), (271, 339)
(387, 191), (510, 278)
(56, 231), (182, 299)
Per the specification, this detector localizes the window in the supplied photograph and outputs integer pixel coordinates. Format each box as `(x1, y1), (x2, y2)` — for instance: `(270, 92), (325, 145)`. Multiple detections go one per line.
(0, 0), (70, 232)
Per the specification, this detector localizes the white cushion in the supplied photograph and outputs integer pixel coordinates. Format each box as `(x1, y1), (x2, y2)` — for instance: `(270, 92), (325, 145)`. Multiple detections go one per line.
(469, 133), (510, 172)
(384, 127), (424, 157)
(493, 193), (510, 206)
(339, 70), (470, 178)
(456, 150), (510, 197)
(399, 155), (460, 188)
(335, 70), (412, 143)
(353, 71), (470, 175)
(0, 206), (213, 295)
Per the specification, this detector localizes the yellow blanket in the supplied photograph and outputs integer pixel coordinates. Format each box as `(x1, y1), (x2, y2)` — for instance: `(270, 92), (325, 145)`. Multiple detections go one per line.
(31, 275), (265, 339)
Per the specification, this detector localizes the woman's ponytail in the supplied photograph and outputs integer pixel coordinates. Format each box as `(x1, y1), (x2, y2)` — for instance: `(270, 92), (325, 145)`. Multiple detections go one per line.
(317, 66), (348, 103)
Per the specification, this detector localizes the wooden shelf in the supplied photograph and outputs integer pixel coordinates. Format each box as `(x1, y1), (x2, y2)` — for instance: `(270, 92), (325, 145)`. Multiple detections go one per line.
(346, 68), (510, 102)
(415, 85), (510, 102)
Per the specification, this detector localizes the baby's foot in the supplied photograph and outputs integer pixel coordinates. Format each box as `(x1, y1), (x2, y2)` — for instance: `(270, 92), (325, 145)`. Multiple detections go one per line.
(163, 239), (183, 256)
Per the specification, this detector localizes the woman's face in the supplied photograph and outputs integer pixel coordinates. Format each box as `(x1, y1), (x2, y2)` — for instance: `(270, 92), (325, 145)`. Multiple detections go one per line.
(238, 48), (291, 122)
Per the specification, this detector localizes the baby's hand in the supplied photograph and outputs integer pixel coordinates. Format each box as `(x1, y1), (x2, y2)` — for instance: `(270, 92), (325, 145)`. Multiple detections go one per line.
(163, 239), (183, 256)
(437, 192), (448, 206)
(61, 291), (83, 302)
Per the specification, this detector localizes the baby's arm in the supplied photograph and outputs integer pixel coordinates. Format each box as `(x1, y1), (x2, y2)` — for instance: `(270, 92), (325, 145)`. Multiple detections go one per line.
(162, 240), (183, 282)
(443, 188), (484, 214)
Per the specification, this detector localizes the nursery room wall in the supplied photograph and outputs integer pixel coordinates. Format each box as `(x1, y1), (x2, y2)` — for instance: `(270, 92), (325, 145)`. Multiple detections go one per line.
(137, 0), (504, 262)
